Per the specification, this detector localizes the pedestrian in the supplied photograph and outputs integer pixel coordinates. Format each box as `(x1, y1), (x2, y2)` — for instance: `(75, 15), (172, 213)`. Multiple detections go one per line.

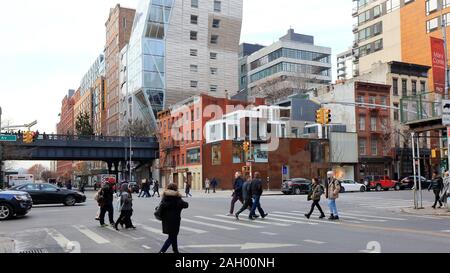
(305, 178), (326, 219)
(211, 177), (218, 193)
(152, 180), (161, 197)
(66, 180), (72, 190)
(442, 171), (450, 206)
(249, 172), (268, 220)
(227, 171), (244, 216)
(235, 175), (254, 220)
(326, 171), (341, 220)
(204, 178), (210, 194)
(80, 180), (86, 194)
(185, 180), (192, 197)
(97, 181), (115, 227)
(144, 179), (152, 198)
(157, 183), (189, 253)
(429, 170), (444, 209)
(138, 180), (147, 198)
(115, 183), (136, 230)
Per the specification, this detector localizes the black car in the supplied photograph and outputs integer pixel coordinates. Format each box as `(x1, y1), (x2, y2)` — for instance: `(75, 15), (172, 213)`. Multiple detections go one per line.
(0, 190), (33, 220)
(10, 183), (86, 206)
(400, 176), (430, 190)
(281, 178), (311, 195)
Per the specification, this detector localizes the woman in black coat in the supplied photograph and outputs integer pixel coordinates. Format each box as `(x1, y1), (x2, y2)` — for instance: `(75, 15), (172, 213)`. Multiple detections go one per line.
(159, 183), (189, 253)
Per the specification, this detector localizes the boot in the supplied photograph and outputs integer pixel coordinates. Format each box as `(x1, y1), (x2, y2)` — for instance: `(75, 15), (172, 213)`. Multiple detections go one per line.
(304, 214), (311, 219)
(319, 214), (326, 219)
(328, 214), (335, 220)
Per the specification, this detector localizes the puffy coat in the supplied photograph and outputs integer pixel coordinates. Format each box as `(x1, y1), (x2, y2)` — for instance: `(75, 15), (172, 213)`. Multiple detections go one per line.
(160, 190), (189, 235)
(429, 177), (444, 191)
(327, 179), (341, 200)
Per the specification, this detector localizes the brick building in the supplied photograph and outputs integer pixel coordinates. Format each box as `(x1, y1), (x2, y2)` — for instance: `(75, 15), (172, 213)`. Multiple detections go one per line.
(56, 90), (76, 179)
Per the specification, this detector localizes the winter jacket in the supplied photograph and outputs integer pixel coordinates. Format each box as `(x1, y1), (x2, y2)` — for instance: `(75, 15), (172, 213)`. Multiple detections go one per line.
(98, 183), (114, 206)
(120, 192), (133, 211)
(429, 176), (444, 191)
(242, 181), (252, 201)
(153, 181), (159, 191)
(233, 177), (244, 197)
(205, 179), (210, 188)
(308, 183), (324, 201)
(251, 178), (263, 197)
(327, 179), (340, 200)
(160, 190), (189, 235)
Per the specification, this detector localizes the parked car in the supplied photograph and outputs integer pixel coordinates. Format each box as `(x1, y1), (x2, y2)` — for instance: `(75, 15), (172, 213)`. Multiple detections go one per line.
(0, 189), (33, 220)
(363, 175), (401, 191)
(399, 176), (430, 190)
(281, 178), (312, 195)
(339, 180), (366, 193)
(10, 183), (86, 206)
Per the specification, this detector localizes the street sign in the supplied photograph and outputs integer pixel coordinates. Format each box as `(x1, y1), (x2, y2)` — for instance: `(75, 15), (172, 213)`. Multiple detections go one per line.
(282, 165), (288, 175)
(0, 135), (17, 142)
(442, 100), (450, 125)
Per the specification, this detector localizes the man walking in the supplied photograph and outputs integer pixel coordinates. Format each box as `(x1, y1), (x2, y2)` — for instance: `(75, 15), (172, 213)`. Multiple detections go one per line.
(98, 181), (115, 227)
(326, 171), (341, 220)
(227, 171), (244, 216)
(235, 175), (254, 220)
(152, 180), (161, 197)
(211, 178), (218, 193)
(429, 170), (444, 209)
(249, 172), (268, 220)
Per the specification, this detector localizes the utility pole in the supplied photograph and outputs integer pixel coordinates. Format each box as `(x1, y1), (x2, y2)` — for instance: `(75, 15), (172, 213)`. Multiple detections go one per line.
(442, 9), (450, 172)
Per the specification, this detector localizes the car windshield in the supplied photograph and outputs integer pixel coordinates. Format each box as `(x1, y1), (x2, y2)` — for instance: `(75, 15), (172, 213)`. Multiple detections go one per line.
(41, 184), (58, 191)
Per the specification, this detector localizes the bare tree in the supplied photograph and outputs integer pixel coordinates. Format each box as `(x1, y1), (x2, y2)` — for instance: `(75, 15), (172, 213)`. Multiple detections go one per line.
(380, 117), (393, 156)
(28, 164), (48, 180)
(41, 170), (57, 182)
(122, 118), (154, 137)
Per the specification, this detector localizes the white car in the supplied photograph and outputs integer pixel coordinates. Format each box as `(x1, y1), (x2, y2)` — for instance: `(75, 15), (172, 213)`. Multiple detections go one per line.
(339, 180), (366, 193)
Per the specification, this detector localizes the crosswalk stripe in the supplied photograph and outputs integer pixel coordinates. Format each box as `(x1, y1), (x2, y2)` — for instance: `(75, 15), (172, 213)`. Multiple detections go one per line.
(273, 212), (339, 225)
(195, 216), (265, 228)
(214, 215), (290, 227)
(45, 228), (72, 250)
(338, 212), (406, 221)
(303, 239), (326, 245)
(73, 225), (110, 244)
(261, 232), (278, 236)
(135, 223), (164, 236)
(263, 215), (319, 225)
(182, 219), (237, 231)
(148, 219), (207, 234)
(104, 227), (145, 240)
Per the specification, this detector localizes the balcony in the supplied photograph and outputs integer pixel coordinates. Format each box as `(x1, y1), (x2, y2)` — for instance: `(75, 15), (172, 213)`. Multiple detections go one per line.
(353, 23), (359, 33)
(400, 92), (442, 125)
(352, 7), (359, 16)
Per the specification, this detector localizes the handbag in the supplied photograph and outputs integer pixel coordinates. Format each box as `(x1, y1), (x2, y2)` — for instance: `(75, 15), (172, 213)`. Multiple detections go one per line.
(154, 204), (163, 221)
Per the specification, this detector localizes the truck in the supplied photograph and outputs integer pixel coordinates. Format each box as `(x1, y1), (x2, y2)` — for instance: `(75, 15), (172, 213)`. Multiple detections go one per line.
(7, 174), (35, 188)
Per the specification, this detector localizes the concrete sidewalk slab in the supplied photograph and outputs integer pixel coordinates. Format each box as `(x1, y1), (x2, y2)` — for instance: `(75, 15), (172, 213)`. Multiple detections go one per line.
(0, 238), (15, 253)
(401, 206), (450, 216)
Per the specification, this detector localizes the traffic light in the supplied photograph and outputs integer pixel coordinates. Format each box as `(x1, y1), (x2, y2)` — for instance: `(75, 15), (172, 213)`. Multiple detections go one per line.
(243, 141), (250, 152)
(324, 109), (332, 124)
(316, 108), (325, 125)
(23, 131), (34, 144)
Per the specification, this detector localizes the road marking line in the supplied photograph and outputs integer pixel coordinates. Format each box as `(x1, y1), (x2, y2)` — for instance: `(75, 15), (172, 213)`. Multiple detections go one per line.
(135, 223), (164, 236)
(303, 239), (326, 245)
(104, 227), (145, 240)
(374, 206), (409, 209)
(338, 215), (386, 222)
(441, 230), (450, 233)
(45, 228), (72, 250)
(73, 225), (110, 244)
(338, 212), (407, 221)
(261, 232), (278, 236)
(148, 219), (207, 234)
(264, 215), (319, 225)
(273, 212), (339, 225)
(194, 216), (264, 228)
(182, 218), (237, 231)
(214, 214), (290, 227)
(142, 245), (152, 250)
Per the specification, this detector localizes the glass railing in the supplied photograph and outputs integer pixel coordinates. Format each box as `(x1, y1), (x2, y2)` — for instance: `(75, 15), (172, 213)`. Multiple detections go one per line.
(400, 92), (442, 124)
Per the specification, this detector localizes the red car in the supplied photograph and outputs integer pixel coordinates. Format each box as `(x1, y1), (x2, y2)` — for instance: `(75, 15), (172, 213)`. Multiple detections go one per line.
(363, 175), (401, 191)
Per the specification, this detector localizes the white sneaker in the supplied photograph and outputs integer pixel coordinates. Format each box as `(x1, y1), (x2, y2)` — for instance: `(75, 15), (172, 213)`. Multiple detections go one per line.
(226, 213), (233, 216)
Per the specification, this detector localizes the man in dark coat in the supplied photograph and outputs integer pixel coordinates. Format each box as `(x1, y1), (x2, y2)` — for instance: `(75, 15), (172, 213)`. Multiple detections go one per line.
(158, 183), (189, 253)
(227, 172), (244, 216)
(211, 178), (218, 193)
(249, 172), (268, 220)
(235, 175), (254, 220)
(98, 182), (115, 227)
(429, 170), (444, 209)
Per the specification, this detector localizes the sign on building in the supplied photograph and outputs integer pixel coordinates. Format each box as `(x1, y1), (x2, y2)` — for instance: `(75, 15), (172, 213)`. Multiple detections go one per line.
(442, 100), (450, 126)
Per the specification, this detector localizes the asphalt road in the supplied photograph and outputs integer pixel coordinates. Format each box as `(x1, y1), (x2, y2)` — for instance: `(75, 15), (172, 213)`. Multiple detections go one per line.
(1, 189), (449, 253)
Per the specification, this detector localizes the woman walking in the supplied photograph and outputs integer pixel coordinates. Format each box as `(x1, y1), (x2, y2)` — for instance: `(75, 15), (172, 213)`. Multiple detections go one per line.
(305, 178), (326, 219)
(205, 178), (211, 194)
(185, 181), (192, 198)
(158, 183), (189, 253)
(115, 183), (136, 230)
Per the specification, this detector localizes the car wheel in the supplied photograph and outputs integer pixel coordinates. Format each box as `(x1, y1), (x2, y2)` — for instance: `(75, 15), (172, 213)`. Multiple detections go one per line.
(376, 184), (382, 191)
(64, 195), (76, 206)
(394, 184), (401, 191)
(0, 204), (13, 220)
(294, 187), (301, 195)
(360, 186), (366, 192)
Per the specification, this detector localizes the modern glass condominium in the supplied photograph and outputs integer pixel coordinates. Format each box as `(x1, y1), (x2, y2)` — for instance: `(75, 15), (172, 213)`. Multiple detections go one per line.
(121, 0), (243, 130)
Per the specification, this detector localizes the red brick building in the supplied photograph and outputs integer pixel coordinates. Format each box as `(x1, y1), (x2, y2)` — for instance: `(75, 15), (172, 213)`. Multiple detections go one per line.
(56, 90), (76, 179)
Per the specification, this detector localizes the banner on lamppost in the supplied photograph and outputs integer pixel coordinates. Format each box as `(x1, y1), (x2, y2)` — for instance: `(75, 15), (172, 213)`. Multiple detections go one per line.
(430, 37), (446, 94)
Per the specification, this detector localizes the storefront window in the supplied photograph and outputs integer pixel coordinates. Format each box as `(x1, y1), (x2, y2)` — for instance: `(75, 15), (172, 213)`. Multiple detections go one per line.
(253, 145), (268, 163)
(232, 143), (244, 163)
(187, 148), (200, 164)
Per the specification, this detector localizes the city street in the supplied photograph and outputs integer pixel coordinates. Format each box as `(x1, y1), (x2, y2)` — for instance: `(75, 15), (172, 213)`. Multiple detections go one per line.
(1, 189), (449, 253)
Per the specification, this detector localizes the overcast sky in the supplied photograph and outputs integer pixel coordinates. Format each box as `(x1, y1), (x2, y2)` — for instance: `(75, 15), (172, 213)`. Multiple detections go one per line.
(0, 0), (353, 169)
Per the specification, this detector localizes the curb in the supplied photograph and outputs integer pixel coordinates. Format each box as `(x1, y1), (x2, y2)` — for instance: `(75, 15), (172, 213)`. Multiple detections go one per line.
(400, 208), (450, 217)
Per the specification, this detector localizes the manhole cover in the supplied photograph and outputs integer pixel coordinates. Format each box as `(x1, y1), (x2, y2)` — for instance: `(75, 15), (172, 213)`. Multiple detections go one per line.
(19, 248), (49, 253)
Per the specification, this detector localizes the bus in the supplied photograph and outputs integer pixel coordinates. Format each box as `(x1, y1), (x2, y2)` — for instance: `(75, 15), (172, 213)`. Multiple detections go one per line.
(7, 174), (35, 188)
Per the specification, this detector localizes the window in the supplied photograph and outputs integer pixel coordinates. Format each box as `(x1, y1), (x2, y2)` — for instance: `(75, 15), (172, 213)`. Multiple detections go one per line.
(210, 52), (217, 60)
(426, 0), (438, 15)
(380, 96), (387, 106)
(196, 108), (200, 120)
(190, 49), (198, 56)
(393, 103), (399, 121)
(371, 137), (378, 155)
(190, 81), (198, 88)
(420, 81), (426, 93)
(190, 64), (198, 72)
(212, 19), (220, 28)
(191, 0), (198, 8)
(122, 18), (127, 29)
(210, 35), (219, 44)
(187, 148), (200, 164)
(197, 128), (200, 141)
(386, 0), (400, 13)
(210, 85), (218, 92)
(369, 96), (376, 105)
(412, 80), (417, 96)
(190, 31), (198, 40)
(186, 112), (189, 121)
(393, 78), (398, 96)
(357, 95), (365, 103)
(212, 144), (221, 165)
(427, 17), (439, 33)
(232, 143), (244, 163)
(371, 116), (377, 131)
(359, 115), (366, 131)
(191, 15), (198, 24)
(210, 67), (218, 75)
(359, 139), (367, 155)
(191, 110), (194, 122)
(402, 79), (407, 97)
(214, 0), (221, 12)
(146, 22), (165, 39)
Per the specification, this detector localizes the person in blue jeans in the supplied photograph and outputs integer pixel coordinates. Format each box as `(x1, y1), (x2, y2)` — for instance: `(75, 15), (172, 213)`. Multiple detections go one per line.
(249, 172), (268, 220)
(326, 171), (341, 221)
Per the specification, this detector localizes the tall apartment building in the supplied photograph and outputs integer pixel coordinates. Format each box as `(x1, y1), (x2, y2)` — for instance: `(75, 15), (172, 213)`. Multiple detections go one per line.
(337, 49), (355, 80)
(105, 4), (136, 136)
(122, 0), (243, 131)
(238, 43), (265, 95)
(56, 90), (76, 179)
(240, 29), (332, 103)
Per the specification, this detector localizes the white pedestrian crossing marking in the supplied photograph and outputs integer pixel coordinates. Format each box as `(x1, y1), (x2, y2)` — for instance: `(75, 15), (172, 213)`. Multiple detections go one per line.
(135, 223), (164, 236)
(272, 212), (338, 225)
(148, 219), (208, 234)
(261, 232), (278, 236)
(195, 216), (265, 228)
(214, 214), (290, 227)
(142, 245), (152, 250)
(338, 212), (407, 221)
(45, 228), (72, 250)
(182, 218), (237, 231)
(441, 230), (450, 233)
(264, 215), (319, 225)
(73, 225), (110, 244)
(303, 240), (326, 245)
(105, 227), (145, 240)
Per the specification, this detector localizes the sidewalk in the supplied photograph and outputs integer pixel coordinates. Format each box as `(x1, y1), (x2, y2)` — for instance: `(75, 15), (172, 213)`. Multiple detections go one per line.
(401, 206), (450, 216)
(0, 238), (15, 253)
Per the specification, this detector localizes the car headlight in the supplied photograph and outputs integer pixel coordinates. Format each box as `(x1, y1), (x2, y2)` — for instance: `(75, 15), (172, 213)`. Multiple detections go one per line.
(14, 195), (29, 201)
